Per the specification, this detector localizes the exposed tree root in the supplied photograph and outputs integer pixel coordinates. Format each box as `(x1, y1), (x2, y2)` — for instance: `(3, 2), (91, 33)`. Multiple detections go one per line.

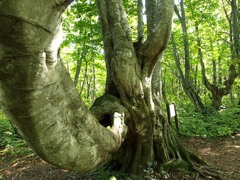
(90, 94), (223, 179)
(163, 153), (223, 180)
(192, 165), (222, 180)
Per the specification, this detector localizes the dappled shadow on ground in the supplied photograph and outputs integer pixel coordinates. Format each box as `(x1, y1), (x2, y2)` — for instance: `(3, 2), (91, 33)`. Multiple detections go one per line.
(180, 134), (240, 180)
(1, 134), (240, 180)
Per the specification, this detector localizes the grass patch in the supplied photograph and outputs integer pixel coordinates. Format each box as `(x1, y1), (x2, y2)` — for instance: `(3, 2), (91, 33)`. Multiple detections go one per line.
(0, 111), (32, 160)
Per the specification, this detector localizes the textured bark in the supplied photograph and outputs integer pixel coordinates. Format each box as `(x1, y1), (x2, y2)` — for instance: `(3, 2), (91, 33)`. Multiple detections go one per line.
(94, 0), (213, 177)
(0, 0), (125, 172)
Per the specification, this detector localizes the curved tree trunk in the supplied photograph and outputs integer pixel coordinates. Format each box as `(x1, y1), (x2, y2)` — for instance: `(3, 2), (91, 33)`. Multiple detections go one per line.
(0, 0), (220, 178)
(0, 0), (125, 172)
(171, 34), (205, 112)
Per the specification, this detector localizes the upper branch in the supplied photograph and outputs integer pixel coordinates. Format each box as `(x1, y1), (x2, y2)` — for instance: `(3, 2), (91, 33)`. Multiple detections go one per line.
(139, 0), (174, 74)
(96, 0), (113, 63)
(137, 0), (145, 43)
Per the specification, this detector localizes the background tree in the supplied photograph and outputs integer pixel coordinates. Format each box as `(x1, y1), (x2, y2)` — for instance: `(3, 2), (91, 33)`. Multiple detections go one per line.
(172, 0), (205, 112)
(163, 0), (239, 110)
(194, 0), (239, 109)
(61, 0), (105, 105)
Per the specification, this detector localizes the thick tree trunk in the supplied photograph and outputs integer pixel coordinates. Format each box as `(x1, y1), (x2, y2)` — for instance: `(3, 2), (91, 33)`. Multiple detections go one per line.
(93, 0), (215, 178)
(0, 0), (125, 172)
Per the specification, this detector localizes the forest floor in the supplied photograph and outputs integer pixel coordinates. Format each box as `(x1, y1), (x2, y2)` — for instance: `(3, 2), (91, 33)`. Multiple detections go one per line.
(0, 134), (240, 180)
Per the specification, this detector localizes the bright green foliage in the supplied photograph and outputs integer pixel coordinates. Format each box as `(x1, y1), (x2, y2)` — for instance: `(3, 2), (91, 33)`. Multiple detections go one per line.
(163, 0), (239, 109)
(123, 0), (139, 41)
(61, 0), (106, 106)
(176, 105), (240, 137)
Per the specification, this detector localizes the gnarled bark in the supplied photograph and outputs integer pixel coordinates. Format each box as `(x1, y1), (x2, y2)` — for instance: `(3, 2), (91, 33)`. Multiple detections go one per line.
(0, 0), (125, 172)
(95, 0), (220, 178)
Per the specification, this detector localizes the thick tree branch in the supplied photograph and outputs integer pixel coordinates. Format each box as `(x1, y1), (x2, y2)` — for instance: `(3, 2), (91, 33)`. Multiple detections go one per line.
(97, 0), (143, 100)
(0, 0), (126, 172)
(139, 0), (174, 75)
(96, 0), (117, 95)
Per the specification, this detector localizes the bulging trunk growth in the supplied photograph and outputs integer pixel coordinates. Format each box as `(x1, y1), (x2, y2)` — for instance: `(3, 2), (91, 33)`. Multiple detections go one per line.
(0, 0), (125, 172)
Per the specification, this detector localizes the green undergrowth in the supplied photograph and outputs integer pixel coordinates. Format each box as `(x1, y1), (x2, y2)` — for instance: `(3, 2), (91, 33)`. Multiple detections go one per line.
(0, 111), (32, 159)
(1, 105), (240, 179)
(175, 105), (240, 138)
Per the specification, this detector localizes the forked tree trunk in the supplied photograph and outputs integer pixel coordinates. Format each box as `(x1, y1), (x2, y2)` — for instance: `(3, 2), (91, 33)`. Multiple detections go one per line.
(92, 0), (213, 177)
(0, 0), (219, 178)
(196, 24), (238, 109)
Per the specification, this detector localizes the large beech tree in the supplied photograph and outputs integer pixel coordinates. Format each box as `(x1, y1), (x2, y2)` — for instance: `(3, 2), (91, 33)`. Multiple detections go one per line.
(0, 0), (219, 178)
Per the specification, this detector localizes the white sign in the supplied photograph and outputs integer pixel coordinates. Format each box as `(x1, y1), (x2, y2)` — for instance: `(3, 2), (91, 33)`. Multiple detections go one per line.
(169, 104), (176, 118)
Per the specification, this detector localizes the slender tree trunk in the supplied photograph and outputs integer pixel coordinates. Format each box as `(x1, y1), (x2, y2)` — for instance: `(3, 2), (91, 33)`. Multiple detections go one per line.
(91, 57), (96, 101)
(171, 34), (204, 112)
(80, 61), (89, 96)
(213, 60), (217, 86)
(173, 2), (205, 112)
(218, 56), (223, 85)
(74, 48), (88, 87)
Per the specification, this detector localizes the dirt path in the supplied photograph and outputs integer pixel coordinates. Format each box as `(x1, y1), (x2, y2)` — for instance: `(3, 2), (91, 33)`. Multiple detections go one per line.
(1, 134), (240, 180)
(181, 134), (240, 180)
